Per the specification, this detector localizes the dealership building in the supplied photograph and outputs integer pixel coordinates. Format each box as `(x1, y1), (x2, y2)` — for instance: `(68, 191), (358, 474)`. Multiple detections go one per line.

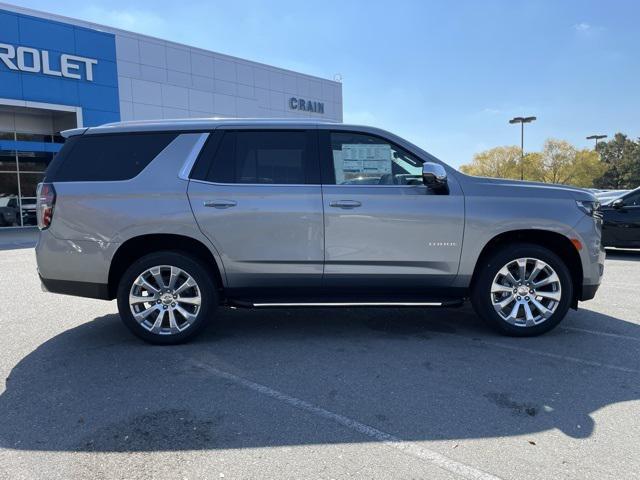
(0, 2), (343, 228)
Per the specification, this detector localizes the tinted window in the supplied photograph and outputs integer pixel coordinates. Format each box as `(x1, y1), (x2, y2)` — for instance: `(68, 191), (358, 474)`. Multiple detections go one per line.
(45, 133), (178, 182)
(624, 190), (640, 207)
(204, 130), (318, 184)
(327, 132), (423, 185)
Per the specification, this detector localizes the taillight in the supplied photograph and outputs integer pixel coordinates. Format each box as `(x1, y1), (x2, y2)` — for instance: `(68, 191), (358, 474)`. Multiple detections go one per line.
(36, 183), (56, 230)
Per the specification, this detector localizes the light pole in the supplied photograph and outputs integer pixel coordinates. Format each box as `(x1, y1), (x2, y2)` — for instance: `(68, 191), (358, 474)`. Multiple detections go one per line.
(586, 134), (607, 150)
(509, 116), (536, 180)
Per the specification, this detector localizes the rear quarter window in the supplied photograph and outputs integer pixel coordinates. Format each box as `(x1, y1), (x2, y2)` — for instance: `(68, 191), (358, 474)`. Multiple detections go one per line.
(45, 132), (178, 182)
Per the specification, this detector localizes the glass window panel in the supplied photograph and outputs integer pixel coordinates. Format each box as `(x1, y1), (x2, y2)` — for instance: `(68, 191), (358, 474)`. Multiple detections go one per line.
(47, 133), (178, 182)
(329, 132), (423, 185)
(624, 191), (640, 207)
(0, 150), (17, 172)
(17, 151), (54, 173)
(18, 173), (43, 226)
(0, 131), (15, 141)
(19, 172), (44, 198)
(15, 132), (53, 143)
(207, 131), (313, 184)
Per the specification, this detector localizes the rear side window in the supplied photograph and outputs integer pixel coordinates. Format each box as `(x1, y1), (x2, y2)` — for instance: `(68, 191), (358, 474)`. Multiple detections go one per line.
(198, 130), (319, 184)
(45, 133), (178, 182)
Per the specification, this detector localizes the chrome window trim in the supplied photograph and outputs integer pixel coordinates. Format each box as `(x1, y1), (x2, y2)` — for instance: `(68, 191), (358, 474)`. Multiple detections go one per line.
(189, 178), (318, 188)
(322, 183), (426, 189)
(178, 132), (210, 180)
(188, 178), (426, 189)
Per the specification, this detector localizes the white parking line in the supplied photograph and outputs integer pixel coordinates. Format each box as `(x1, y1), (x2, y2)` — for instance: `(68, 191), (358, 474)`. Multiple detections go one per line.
(562, 326), (640, 342)
(475, 339), (639, 373)
(188, 358), (503, 480)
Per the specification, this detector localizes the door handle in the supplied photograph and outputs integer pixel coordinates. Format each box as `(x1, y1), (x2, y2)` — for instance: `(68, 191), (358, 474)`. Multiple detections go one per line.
(204, 199), (237, 209)
(329, 200), (362, 209)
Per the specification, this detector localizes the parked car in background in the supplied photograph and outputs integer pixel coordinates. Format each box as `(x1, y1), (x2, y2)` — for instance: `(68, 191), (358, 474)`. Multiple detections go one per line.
(601, 187), (640, 248)
(19, 197), (38, 226)
(595, 189), (630, 205)
(35, 119), (605, 344)
(0, 196), (19, 227)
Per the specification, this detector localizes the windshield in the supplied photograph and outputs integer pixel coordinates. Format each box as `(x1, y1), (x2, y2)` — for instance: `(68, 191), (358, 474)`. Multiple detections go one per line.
(599, 190), (630, 205)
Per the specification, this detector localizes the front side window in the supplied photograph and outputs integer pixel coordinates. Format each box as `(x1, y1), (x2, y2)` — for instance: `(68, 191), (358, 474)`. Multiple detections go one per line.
(329, 132), (423, 185)
(623, 190), (640, 207)
(205, 130), (317, 185)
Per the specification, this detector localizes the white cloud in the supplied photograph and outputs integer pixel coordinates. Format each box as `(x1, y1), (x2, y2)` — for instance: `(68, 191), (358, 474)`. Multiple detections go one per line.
(574, 22), (591, 32)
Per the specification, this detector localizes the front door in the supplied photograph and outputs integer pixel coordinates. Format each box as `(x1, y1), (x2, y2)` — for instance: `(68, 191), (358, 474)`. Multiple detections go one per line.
(188, 129), (324, 293)
(320, 130), (464, 293)
(603, 190), (640, 248)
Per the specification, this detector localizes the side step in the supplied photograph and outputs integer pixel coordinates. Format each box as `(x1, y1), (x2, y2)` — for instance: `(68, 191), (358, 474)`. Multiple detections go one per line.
(228, 299), (464, 308)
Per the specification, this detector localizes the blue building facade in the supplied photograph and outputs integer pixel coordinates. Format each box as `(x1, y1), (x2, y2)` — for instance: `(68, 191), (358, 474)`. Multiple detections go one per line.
(0, 8), (120, 126)
(0, 8), (121, 227)
(0, 3), (342, 228)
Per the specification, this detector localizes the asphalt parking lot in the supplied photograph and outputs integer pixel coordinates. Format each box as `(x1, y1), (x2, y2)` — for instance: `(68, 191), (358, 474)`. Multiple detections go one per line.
(0, 246), (639, 480)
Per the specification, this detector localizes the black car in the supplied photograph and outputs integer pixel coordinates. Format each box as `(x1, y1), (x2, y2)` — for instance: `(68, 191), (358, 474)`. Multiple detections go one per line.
(601, 187), (640, 248)
(0, 197), (19, 227)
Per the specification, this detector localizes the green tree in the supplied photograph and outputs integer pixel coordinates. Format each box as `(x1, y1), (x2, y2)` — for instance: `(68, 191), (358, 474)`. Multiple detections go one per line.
(460, 146), (541, 180)
(572, 149), (608, 187)
(539, 139), (606, 187)
(594, 133), (640, 189)
(461, 139), (606, 187)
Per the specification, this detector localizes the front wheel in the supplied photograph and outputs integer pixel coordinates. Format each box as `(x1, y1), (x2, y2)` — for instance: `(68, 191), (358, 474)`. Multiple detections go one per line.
(471, 243), (573, 336)
(117, 251), (217, 345)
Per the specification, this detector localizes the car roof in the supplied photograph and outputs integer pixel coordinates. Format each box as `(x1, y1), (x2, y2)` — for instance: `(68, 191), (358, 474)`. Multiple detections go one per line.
(62, 118), (346, 137)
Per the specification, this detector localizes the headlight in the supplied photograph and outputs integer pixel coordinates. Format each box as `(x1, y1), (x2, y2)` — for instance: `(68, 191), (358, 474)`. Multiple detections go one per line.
(576, 200), (602, 218)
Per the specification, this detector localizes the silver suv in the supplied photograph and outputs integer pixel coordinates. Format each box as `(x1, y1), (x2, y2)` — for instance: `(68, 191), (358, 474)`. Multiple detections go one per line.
(35, 119), (605, 344)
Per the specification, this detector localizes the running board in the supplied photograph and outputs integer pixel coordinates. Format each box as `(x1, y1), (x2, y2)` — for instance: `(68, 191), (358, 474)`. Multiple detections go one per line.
(228, 299), (464, 308)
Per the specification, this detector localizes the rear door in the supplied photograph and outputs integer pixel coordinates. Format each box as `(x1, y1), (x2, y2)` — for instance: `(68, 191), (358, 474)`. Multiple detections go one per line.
(188, 128), (324, 293)
(319, 129), (464, 292)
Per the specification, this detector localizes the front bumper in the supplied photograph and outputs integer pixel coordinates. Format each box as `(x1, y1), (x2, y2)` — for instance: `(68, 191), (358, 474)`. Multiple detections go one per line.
(580, 283), (601, 301)
(572, 215), (605, 302)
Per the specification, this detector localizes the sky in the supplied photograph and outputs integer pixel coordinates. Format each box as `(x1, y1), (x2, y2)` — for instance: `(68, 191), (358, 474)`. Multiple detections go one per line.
(9, 0), (640, 167)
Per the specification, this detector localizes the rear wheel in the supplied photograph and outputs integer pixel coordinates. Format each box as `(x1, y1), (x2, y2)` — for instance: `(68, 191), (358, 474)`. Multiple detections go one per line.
(117, 251), (217, 344)
(471, 243), (573, 336)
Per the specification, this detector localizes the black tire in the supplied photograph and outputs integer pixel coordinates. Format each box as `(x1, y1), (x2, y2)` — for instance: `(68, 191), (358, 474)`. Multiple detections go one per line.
(470, 243), (573, 337)
(117, 250), (217, 345)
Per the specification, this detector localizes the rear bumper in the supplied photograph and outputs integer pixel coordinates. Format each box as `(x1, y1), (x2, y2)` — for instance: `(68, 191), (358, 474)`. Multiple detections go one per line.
(35, 229), (118, 298)
(40, 275), (110, 300)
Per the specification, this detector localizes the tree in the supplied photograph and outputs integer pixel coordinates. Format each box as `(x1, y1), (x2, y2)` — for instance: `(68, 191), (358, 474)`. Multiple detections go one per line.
(593, 133), (640, 189)
(571, 149), (608, 188)
(539, 139), (606, 187)
(461, 139), (607, 187)
(460, 146), (539, 180)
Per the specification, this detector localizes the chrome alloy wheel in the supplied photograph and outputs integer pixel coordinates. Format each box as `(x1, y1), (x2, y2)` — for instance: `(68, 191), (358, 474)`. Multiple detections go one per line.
(490, 257), (562, 327)
(129, 265), (202, 335)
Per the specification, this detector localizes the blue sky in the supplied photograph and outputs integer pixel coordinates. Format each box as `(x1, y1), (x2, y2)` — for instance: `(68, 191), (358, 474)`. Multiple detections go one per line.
(12, 0), (640, 167)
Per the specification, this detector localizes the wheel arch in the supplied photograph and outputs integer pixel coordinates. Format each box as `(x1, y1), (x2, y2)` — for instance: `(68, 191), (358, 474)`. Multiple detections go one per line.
(108, 233), (225, 300)
(470, 229), (583, 308)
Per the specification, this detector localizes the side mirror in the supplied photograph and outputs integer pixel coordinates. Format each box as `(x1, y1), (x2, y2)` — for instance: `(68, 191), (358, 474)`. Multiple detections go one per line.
(422, 162), (448, 190)
(612, 198), (624, 209)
